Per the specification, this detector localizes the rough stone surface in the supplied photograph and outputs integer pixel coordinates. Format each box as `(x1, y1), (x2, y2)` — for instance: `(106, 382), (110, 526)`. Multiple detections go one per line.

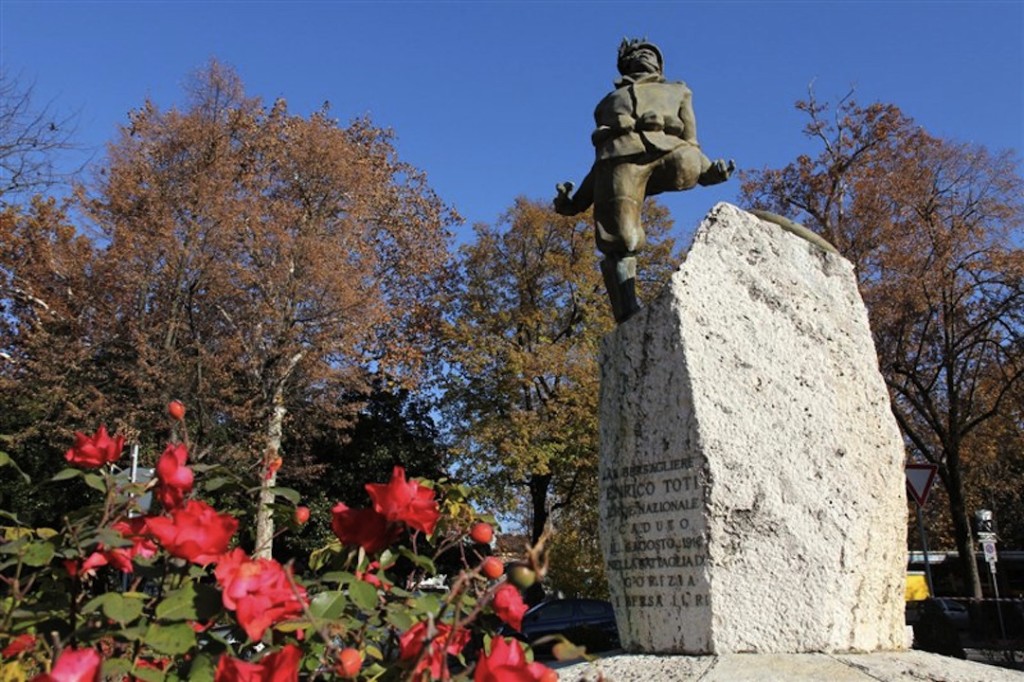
(558, 652), (1024, 681)
(598, 203), (906, 654)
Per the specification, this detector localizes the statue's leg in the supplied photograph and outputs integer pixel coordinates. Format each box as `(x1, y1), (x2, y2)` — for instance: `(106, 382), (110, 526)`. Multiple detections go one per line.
(600, 254), (639, 323)
(647, 145), (704, 195)
(594, 161), (648, 323)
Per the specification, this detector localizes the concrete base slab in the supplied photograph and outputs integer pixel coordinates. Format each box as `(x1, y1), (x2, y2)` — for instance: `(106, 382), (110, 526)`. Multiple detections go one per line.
(557, 651), (1024, 681)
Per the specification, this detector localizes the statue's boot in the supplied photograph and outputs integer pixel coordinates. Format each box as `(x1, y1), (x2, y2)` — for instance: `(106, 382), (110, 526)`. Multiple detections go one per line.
(601, 256), (640, 324)
(698, 158), (736, 187)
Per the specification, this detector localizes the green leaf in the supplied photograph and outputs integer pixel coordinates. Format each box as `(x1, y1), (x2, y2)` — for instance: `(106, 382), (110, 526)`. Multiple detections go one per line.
(385, 608), (414, 631)
(201, 477), (230, 492)
(309, 590), (347, 619)
(118, 625), (147, 642)
(158, 582), (222, 622)
(269, 486), (301, 504)
(365, 643), (384, 661)
(274, 620), (310, 633)
(144, 622), (197, 655)
(82, 593), (113, 615)
(398, 547), (436, 574)
(0, 451), (31, 483)
(130, 665), (166, 682)
(319, 571), (351, 585)
(50, 468), (82, 482)
(157, 584), (198, 621)
(102, 658), (133, 680)
(0, 537), (28, 555)
(309, 542), (342, 572)
(102, 592), (145, 625)
(95, 527), (132, 548)
(411, 593), (442, 616)
(348, 580), (379, 612)
(186, 653), (216, 682)
(83, 473), (106, 493)
(21, 540), (54, 567)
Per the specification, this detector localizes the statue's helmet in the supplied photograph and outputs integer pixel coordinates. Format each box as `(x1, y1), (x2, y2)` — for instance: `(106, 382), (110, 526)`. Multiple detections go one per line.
(617, 38), (664, 74)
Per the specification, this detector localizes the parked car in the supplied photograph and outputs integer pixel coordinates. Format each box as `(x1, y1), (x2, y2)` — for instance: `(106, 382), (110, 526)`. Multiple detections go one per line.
(934, 598), (971, 632)
(503, 598), (619, 655)
(906, 597), (970, 633)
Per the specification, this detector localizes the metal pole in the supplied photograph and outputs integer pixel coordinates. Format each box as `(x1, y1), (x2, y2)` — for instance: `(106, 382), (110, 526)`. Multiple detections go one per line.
(916, 504), (935, 596)
(122, 444), (140, 593)
(989, 562), (1006, 640)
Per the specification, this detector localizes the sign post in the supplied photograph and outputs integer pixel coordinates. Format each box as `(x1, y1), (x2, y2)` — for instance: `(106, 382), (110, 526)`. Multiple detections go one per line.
(906, 464), (938, 597)
(975, 510), (1006, 640)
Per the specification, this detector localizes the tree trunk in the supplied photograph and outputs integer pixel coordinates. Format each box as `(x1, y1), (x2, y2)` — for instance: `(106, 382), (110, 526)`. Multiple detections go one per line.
(254, 388), (286, 559)
(943, 463), (983, 598)
(529, 473), (552, 544)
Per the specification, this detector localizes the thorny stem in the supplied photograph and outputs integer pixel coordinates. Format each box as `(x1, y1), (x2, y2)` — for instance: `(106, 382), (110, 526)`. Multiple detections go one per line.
(0, 553), (31, 633)
(282, 559), (344, 682)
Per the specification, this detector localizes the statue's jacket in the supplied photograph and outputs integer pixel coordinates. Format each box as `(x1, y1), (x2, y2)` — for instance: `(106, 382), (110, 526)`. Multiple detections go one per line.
(591, 74), (698, 162)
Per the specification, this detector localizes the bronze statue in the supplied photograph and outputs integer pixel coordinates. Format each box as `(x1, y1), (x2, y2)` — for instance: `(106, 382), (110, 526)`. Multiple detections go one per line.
(554, 39), (734, 323)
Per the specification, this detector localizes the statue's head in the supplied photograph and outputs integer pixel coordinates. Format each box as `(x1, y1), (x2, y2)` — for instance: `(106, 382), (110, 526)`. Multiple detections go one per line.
(617, 38), (663, 76)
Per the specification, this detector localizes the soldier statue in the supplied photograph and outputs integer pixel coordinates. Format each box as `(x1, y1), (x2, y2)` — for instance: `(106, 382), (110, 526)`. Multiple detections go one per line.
(554, 39), (734, 323)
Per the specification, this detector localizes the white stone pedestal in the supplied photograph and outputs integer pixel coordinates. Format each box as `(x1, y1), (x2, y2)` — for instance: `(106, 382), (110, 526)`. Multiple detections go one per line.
(559, 651), (1024, 681)
(598, 203), (906, 654)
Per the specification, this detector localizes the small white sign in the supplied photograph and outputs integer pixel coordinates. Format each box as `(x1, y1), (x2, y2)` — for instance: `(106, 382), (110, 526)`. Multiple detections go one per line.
(983, 540), (998, 564)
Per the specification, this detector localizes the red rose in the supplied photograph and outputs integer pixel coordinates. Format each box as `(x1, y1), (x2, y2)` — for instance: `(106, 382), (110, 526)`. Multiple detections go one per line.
(64, 425), (124, 469)
(474, 637), (555, 682)
(366, 466), (440, 535)
(110, 517), (158, 564)
(330, 503), (399, 553)
(213, 643), (301, 682)
(32, 646), (102, 682)
(215, 549), (309, 641)
(355, 560), (393, 591)
(293, 506), (310, 524)
(145, 500), (237, 565)
(491, 584), (528, 632)
(154, 443), (194, 511)
(69, 518), (158, 577)
(398, 621), (470, 680)
(2, 633), (36, 658)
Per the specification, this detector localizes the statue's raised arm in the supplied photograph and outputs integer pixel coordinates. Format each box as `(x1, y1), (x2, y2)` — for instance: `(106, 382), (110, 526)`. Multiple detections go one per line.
(554, 38), (734, 323)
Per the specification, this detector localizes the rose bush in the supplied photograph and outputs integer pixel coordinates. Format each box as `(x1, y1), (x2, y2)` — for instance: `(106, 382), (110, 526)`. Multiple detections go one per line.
(0, 407), (568, 681)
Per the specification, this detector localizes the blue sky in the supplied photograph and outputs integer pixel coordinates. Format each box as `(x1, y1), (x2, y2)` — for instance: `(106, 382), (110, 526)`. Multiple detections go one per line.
(3, 1), (1022, 247)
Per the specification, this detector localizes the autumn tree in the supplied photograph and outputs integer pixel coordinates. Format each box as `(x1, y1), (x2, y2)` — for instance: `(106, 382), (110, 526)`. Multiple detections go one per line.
(444, 197), (678, 554)
(741, 94), (1024, 598)
(0, 197), (109, 526)
(0, 71), (80, 205)
(0, 61), (457, 557)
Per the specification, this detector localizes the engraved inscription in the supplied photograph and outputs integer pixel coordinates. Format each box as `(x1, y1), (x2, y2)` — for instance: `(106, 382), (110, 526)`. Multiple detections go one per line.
(601, 458), (708, 610)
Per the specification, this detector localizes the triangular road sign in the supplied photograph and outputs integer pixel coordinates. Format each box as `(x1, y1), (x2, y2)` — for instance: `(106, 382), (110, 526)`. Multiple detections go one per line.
(906, 464), (938, 506)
